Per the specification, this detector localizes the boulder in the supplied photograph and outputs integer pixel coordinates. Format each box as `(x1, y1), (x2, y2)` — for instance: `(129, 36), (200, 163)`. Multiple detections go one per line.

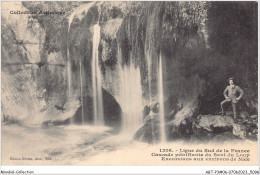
(191, 115), (235, 141)
(151, 102), (159, 113)
(195, 115), (234, 131)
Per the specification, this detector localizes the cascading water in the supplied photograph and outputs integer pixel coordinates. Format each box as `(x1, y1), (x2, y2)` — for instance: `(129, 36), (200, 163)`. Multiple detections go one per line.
(118, 48), (143, 133)
(67, 11), (75, 96)
(158, 53), (166, 142)
(92, 24), (104, 126)
(146, 52), (155, 142)
(67, 12), (73, 123)
(66, 55), (72, 101)
(67, 2), (95, 124)
(68, 12), (75, 32)
(79, 60), (84, 125)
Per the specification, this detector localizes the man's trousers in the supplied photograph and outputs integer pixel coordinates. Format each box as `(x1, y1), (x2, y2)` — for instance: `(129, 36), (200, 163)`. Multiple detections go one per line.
(220, 99), (237, 118)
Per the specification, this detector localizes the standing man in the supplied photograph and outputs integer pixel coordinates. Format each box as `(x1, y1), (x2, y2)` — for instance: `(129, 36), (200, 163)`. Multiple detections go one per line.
(221, 77), (244, 119)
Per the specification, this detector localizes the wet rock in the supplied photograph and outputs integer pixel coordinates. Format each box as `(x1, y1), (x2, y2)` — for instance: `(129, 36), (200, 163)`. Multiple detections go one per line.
(151, 102), (159, 113)
(2, 115), (23, 126)
(143, 114), (160, 124)
(239, 111), (249, 120)
(142, 96), (182, 123)
(196, 115), (234, 131)
(167, 125), (180, 140)
(191, 115), (237, 141)
(244, 121), (258, 141)
(49, 151), (63, 156)
(164, 96), (183, 121)
(134, 117), (193, 143)
(142, 105), (150, 121)
(73, 88), (122, 129)
(212, 126), (233, 134)
(42, 118), (70, 128)
(103, 89), (122, 128)
(176, 118), (193, 139)
(232, 114), (258, 140)
(212, 132), (237, 142)
(133, 123), (160, 143)
(135, 110), (257, 144)
(191, 127), (214, 142)
(233, 123), (247, 139)
(249, 115), (258, 127)
(249, 115), (258, 119)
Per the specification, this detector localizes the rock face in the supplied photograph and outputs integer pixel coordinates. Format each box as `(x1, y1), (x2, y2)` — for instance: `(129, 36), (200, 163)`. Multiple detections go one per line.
(1, 2), (70, 124)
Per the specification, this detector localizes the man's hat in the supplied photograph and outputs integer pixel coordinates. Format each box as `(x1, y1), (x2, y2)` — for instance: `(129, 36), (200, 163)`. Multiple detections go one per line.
(227, 77), (234, 82)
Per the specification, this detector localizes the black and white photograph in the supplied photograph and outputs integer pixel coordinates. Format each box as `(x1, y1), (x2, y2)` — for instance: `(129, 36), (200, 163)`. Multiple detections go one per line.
(1, 1), (258, 168)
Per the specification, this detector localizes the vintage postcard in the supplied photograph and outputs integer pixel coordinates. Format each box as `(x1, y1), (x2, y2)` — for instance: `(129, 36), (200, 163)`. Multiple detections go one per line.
(1, 1), (258, 168)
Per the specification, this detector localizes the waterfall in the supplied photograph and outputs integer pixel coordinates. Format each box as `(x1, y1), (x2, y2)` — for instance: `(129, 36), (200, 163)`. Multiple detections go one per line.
(66, 59), (72, 97)
(67, 9), (74, 102)
(79, 60), (84, 125)
(68, 12), (75, 32)
(158, 53), (166, 142)
(118, 48), (143, 133)
(67, 2), (95, 32)
(67, 2), (95, 124)
(92, 24), (104, 126)
(146, 52), (155, 142)
(147, 53), (152, 105)
(67, 12), (73, 124)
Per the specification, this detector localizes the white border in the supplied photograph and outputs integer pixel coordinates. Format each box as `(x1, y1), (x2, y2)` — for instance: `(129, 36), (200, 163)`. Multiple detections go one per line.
(0, 0), (259, 174)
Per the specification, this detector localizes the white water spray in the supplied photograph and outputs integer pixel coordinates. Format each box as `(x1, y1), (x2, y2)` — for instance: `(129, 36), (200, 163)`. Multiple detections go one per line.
(92, 24), (104, 126)
(79, 60), (84, 124)
(67, 12), (73, 124)
(67, 2), (95, 124)
(67, 59), (72, 97)
(67, 2), (95, 99)
(146, 52), (155, 142)
(118, 48), (143, 133)
(158, 53), (166, 142)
